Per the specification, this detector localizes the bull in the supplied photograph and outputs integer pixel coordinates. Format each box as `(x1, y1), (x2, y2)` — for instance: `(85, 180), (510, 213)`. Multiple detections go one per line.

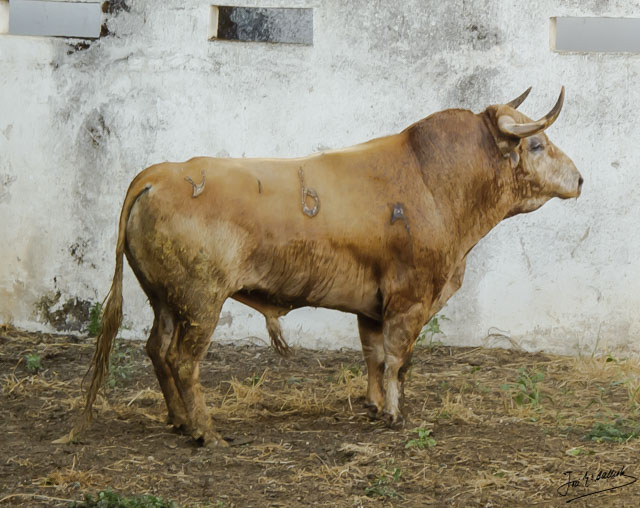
(71, 87), (582, 446)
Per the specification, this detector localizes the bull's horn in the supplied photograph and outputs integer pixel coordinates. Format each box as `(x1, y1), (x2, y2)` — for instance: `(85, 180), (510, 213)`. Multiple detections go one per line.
(506, 86), (532, 109)
(498, 86), (565, 138)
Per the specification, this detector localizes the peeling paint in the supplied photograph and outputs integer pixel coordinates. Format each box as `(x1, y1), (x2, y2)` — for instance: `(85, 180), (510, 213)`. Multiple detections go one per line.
(101, 0), (131, 37)
(66, 41), (91, 55)
(34, 291), (92, 332)
(82, 110), (111, 149)
(0, 174), (16, 204)
(69, 240), (89, 265)
(465, 23), (501, 50)
(1, 124), (12, 140)
(102, 0), (130, 15)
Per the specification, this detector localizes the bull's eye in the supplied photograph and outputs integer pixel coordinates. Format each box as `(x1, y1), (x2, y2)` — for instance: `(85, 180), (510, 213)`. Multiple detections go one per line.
(529, 138), (544, 152)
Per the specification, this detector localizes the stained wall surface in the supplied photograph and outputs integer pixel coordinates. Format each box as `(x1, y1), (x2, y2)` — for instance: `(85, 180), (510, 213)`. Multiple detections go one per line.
(1, 0), (638, 355)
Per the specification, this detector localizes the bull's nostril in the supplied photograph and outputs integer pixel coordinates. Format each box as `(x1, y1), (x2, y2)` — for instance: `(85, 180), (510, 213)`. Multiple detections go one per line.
(578, 176), (584, 188)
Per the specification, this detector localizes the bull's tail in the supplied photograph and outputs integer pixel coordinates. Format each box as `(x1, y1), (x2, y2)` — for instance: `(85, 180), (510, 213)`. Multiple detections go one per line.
(54, 179), (151, 444)
(265, 314), (290, 357)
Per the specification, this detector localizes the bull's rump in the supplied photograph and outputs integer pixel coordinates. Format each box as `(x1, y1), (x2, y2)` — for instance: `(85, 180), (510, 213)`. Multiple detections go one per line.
(123, 155), (401, 319)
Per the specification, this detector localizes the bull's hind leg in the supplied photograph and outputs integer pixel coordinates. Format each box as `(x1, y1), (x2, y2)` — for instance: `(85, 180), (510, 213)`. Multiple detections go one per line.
(145, 306), (188, 429)
(357, 315), (385, 418)
(166, 307), (225, 446)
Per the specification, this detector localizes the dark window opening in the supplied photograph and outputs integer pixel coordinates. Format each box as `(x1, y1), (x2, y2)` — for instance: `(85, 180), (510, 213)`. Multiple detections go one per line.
(210, 6), (312, 45)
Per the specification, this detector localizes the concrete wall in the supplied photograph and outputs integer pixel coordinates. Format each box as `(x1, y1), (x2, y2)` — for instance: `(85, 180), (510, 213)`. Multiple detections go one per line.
(1, 0), (639, 355)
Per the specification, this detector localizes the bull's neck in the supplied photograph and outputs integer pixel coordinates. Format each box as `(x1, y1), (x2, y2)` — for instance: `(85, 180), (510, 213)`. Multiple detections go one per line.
(406, 110), (517, 258)
(452, 159), (515, 256)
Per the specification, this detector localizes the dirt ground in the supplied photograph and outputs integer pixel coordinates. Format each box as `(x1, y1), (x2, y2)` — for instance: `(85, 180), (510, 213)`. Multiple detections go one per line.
(2, 325), (640, 507)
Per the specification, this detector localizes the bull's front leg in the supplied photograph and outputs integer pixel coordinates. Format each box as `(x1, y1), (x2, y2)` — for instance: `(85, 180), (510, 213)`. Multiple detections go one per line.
(381, 300), (430, 427)
(430, 257), (466, 316)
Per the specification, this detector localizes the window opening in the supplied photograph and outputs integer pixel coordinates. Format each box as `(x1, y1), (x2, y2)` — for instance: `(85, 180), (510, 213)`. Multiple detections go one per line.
(209, 6), (313, 45)
(7, 0), (101, 39)
(551, 17), (640, 52)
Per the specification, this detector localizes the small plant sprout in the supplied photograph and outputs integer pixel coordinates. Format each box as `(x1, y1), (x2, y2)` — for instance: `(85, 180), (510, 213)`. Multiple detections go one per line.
(405, 427), (436, 449)
(417, 314), (449, 347)
(25, 353), (42, 373)
(365, 467), (403, 499)
(108, 339), (134, 388)
(333, 363), (363, 384)
(71, 488), (179, 507)
(88, 302), (103, 337)
(500, 367), (551, 408)
(247, 373), (264, 387)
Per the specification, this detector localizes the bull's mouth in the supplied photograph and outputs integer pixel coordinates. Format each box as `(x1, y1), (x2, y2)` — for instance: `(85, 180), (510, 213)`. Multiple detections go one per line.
(557, 177), (583, 199)
(557, 190), (580, 200)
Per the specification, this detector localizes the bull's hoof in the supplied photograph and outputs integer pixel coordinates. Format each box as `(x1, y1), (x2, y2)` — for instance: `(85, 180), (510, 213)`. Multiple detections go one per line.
(382, 411), (405, 429)
(189, 424), (229, 448)
(364, 402), (382, 420)
(202, 430), (230, 448)
(166, 414), (189, 433)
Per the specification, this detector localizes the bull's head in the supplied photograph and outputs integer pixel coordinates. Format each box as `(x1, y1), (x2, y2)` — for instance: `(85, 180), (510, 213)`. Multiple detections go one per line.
(486, 87), (583, 217)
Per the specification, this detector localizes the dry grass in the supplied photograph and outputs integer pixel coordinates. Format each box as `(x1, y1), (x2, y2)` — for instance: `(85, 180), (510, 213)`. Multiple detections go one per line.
(436, 392), (481, 422)
(2, 327), (640, 507)
(570, 354), (640, 384)
(35, 466), (107, 491)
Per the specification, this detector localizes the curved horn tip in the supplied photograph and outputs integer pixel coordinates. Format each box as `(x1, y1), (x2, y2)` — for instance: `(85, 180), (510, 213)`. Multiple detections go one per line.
(506, 86), (532, 109)
(544, 86), (565, 126)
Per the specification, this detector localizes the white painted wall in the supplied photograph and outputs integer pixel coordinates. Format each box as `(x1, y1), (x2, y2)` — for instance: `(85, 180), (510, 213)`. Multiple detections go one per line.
(0, 0), (639, 355)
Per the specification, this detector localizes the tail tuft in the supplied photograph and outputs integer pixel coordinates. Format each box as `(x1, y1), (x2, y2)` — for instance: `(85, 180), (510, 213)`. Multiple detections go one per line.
(265, 314), (290, 357)
(77, 255), (124, 429)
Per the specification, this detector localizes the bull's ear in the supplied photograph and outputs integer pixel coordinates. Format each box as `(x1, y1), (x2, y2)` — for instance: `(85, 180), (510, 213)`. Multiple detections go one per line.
(509, 150), (520, 169)
(484, 105), (521, 157)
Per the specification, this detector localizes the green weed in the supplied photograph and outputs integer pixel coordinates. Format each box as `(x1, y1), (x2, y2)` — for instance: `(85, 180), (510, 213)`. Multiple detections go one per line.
(501, 367), (550, 407)
(584, 417), (640, 443)
(365, 467), (402, 499)
(405, 428), (436, 449)
(88, 302), (103, 337)
(71, 487), (179, 507)
(108, 340), (134, 388)
(330, 364), (363, 384)
(417, 314), (449, 347)
(25, 353), (42, 373)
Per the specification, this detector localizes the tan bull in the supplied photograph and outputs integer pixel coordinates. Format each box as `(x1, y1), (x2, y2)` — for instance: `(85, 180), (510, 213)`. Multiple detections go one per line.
(71, 87), (582, 446)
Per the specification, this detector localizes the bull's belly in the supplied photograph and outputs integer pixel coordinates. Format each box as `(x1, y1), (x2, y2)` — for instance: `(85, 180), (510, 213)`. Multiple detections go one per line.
(237, 276), (382, 320)
(238, 242), (382, 320)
